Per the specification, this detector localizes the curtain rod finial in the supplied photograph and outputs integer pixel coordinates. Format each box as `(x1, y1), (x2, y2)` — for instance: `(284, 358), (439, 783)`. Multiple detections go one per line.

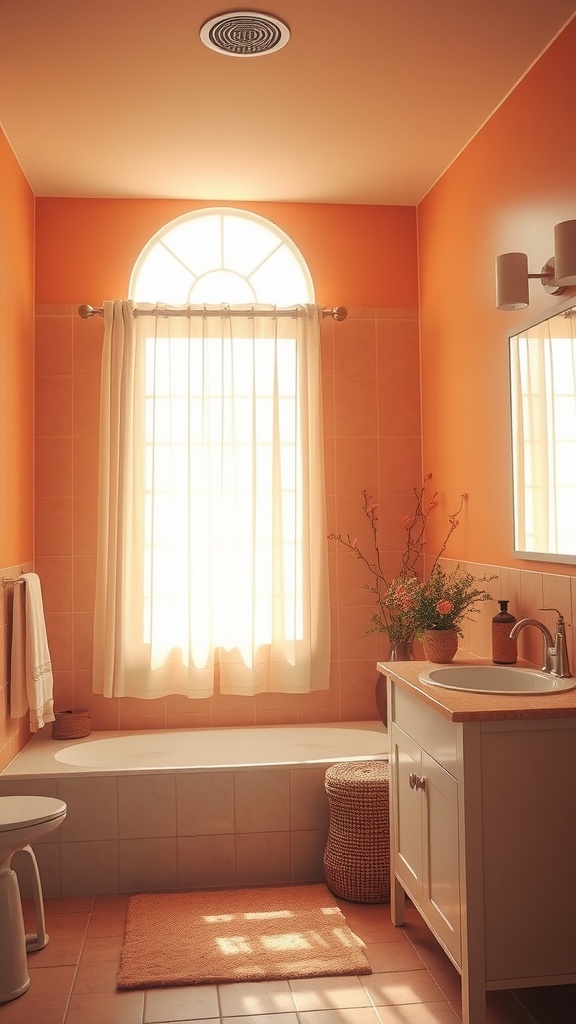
(78, 304), (99, 319)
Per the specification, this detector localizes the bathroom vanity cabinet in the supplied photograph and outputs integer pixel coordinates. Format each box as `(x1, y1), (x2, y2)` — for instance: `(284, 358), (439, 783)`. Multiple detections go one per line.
(379, 660), (576, 1024)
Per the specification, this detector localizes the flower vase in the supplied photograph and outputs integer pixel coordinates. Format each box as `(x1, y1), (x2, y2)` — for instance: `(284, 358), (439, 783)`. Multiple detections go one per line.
(389, 641), (413, 661)
(375, 674), (387, 726)
(375, 640), (413, 727)
(422, 628), (458, 663)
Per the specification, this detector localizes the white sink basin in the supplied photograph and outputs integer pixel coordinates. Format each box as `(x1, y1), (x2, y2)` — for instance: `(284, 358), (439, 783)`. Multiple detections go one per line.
(418, 665), (576, 694)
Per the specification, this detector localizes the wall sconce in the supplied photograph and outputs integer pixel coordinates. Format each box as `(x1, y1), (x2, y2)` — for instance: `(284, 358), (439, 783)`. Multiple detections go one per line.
(496, 219), (576, 310)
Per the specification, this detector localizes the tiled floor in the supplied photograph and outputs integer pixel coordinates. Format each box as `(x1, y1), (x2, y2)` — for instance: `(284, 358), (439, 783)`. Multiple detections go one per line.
(0, 891), (574, 1024)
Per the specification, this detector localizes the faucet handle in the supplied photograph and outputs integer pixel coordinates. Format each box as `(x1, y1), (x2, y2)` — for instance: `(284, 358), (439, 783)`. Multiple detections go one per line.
(540, 606), (565, 623)
(540, 608), (572, 677)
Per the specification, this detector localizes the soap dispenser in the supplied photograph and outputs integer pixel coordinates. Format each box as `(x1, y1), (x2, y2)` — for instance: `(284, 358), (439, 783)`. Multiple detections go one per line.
(492, 600), (517, 664)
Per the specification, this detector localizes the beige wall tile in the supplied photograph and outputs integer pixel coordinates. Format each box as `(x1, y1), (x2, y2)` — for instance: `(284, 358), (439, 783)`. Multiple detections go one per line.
(118, 837), (177, 893)
(235, 832), (291, 886)
(176, 834), (236, 889)
(60, 840), (119, 896)
(176, 771), (235, 836)
(117, 774), (176, 839)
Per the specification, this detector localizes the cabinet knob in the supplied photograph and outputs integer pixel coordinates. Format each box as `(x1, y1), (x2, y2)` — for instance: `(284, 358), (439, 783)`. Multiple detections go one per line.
(409, 772), (426, 791)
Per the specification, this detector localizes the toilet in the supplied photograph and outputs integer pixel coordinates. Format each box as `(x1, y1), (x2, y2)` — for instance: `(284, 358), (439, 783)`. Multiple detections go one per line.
(0, 796), (67, 1003)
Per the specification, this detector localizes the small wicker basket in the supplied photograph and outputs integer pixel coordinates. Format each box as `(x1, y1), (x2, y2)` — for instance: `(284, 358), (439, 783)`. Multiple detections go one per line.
(52, 709), (92, 740)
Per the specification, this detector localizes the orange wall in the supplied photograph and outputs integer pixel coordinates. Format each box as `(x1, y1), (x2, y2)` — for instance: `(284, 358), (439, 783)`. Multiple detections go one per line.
(0, 131), (35, 566)
(0, 128), (35, 768)
(418, 17), (576, 574)
(35, 199), (417, 309)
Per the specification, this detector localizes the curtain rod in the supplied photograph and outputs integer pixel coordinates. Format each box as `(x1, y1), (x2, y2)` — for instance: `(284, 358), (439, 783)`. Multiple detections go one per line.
(78, 303), (348, 321)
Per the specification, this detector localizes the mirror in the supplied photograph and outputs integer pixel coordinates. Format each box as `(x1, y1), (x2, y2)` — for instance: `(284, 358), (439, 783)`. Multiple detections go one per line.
(509, 297), (576, 563)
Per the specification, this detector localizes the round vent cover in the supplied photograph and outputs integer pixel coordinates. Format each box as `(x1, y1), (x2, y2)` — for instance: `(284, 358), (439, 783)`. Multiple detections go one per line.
(200, 11), (290, 57)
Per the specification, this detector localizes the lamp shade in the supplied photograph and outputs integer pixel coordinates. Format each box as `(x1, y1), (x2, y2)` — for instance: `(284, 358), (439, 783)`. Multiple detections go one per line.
(554, 220), (576, 286)
(496, 252), (529, 311)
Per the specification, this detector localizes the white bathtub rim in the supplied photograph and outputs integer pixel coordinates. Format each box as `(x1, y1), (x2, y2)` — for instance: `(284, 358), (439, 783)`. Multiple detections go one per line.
(2, 720), (388, 779)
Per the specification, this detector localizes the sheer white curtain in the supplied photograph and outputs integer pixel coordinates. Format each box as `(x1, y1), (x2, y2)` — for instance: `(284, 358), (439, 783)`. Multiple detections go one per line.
(511, 310), (576, 555)
(93, 301), (331, 698)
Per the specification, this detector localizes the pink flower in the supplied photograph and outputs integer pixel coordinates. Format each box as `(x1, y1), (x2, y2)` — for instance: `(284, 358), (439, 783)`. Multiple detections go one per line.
(436, 600), (453, 615)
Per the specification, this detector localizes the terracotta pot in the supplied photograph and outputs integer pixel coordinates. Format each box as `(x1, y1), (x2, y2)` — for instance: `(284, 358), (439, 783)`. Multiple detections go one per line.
(422, 628), (458, 663)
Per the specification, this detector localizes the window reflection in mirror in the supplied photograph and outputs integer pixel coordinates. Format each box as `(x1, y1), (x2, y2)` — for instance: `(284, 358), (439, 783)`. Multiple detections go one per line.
(509, 299), (576, 563)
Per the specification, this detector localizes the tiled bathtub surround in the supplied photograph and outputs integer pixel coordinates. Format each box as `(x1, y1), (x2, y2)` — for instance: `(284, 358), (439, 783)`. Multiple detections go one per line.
(1, 721), (387, 897)
(4, 763), (346, 898)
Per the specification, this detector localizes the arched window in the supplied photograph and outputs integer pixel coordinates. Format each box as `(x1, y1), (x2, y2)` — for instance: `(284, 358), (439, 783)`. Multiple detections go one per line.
(129, 207), (314, 306)
(93, 210), (330, 701)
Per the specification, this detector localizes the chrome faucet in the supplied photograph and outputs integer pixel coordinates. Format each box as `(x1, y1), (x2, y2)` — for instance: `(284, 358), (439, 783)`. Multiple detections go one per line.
(509, 607), (572, 678)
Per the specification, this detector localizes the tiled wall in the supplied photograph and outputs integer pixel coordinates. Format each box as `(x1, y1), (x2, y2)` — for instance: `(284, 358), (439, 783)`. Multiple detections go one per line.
(442, 558), (576, 672)
(5, 763), (335, 897)
(31, 305), (422, 734)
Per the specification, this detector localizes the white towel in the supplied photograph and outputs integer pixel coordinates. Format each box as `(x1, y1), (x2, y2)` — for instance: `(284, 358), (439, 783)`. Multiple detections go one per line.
(9, 572), (55, 731)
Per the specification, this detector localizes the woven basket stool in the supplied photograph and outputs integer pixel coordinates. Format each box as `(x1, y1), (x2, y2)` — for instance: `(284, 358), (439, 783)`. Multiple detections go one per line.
(323, 760), (390, 904)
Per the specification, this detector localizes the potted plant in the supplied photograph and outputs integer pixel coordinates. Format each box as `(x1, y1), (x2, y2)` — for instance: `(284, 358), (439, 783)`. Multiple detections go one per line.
(411, 563), (496, 662)
(329, 474), (496, 662)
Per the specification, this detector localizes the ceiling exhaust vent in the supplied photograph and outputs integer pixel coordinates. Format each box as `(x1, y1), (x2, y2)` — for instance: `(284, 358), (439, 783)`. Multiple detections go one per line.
(200, 11), (290, 57)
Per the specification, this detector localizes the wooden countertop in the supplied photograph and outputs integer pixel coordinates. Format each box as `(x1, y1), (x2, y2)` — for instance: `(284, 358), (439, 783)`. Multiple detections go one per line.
(377, 657), (576, 722)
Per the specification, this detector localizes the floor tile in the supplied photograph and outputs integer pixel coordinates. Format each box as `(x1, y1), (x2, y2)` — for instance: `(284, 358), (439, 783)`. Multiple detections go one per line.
(92, 893), (131, 912)
(25, 914), (88, 969)
(363, 942), (425, 974)
(84, 909), (128, 938)
(72, 959), (122, 994)
(22, 907), (90, 936)
(224, 1015), (299, 1024)
(344, 913), (408, 946)
(401, 927), (451, 973)
(78, 934), (123, 963)
(288, 977), (372, 1011)
(425, 963), (461, 1005)
(218, 980), (297, 1017)
(25, 895), (95, 915)
(375, 1002), (460, 1022)
(144, 984), (220, 1023)
(64, 989), (144, 1024)
(0, 966), (76, 1024)
(297, 1008), (384, 1024)
(361, 969), (445, 1007)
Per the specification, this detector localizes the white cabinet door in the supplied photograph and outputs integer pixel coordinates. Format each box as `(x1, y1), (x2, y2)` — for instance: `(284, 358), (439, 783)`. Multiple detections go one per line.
(391, 723), (423, 899)
(391, 722), (461, 965)
(422, 750), (461, 964)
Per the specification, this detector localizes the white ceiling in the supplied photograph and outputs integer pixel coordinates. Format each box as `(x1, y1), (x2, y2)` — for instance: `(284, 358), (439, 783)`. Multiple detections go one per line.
(0, 0), (574, 205)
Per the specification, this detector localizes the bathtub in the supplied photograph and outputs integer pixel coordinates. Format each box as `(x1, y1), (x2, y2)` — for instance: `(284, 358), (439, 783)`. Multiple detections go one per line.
(1, 721), (387, 898)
